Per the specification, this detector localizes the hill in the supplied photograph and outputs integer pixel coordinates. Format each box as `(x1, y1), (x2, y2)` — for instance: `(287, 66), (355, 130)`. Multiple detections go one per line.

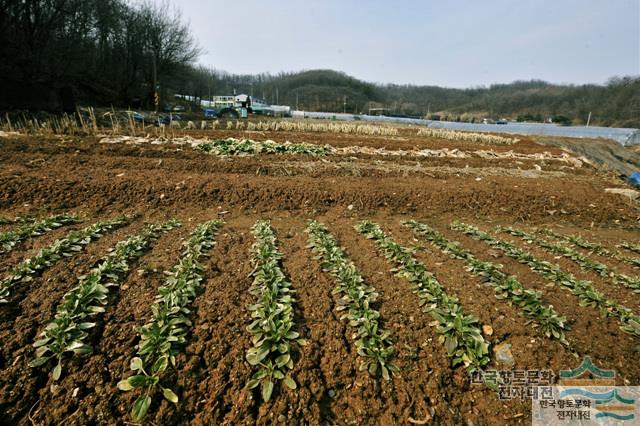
(182, 69), (639, 128)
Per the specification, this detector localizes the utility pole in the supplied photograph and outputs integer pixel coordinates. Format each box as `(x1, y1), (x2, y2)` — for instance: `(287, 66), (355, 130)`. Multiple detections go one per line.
(152, 53), (158, 113)
(276, 87), (279, 105)
(343, 95), (346, 114)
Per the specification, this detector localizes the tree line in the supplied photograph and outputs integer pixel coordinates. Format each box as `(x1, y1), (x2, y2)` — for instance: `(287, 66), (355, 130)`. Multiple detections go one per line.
(182, 68), (639, 128)
(0, 0), (199, 111)
(0, 2), (637, 128)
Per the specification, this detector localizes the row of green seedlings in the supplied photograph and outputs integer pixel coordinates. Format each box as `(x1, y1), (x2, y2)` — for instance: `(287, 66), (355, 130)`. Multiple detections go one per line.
(245, 220), (306, 402)
(0, 213), (80, 253)
(403, 220), (569, 344)
(502, 227), (640, 293)
(306, 220), (396, 379)
(118, 220), (224, 421)
(29, 220), (180, 381)
(539, 229), (640, 268)
(356, 221), (490, 373)
(0, 216), (129, 304)
(197, 138), (331, 156)
(451, 222), (640, 339)
(621, 242), (640, 256)
(0, 216), (36, 225)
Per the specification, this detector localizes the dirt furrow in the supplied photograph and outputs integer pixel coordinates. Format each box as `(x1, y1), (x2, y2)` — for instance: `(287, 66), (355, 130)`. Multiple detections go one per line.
(494, 230), (640, 311)
(435, 219), (640, 385)
(0, 220), (84, 273)
(272, 218), (361, 425)
(169, 219), (256, 425)
(0, 219), (185, 425)
(519, 225), (640, 278)
(324, 215), (520, 425)
(0, 217), (143, 338)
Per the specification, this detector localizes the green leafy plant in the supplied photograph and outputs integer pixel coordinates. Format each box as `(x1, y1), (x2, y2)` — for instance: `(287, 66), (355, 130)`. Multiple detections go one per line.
(0, 216), (129, 304)
(245, 219), (305, 402)
(29, 220), (180, 381)
(502, 227), (640, 293)
(620, 242), (640, 257)
(404, 220), (568, 344)
(0, 213), (80, 253)
(451, 222), (640, 339)
(539, 229), (640, 269)
(119, 220), (223, 422)
(0, 216), (36, 225)
(306, 220), (396, 379)
(356, 221), (489, 373)
(197, 138), (331, 156)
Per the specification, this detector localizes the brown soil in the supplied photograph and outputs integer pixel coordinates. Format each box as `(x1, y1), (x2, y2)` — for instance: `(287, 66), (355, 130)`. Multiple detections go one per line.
(0, 129), (639, 425)
(428, 220), (640, 384)
(0, 223), (83, 275)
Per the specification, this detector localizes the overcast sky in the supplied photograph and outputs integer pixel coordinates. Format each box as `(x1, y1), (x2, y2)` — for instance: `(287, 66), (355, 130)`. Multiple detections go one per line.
(163, 0), (639, 88)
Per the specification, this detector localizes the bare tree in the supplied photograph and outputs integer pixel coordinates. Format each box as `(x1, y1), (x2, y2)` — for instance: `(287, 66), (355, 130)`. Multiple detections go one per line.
(0, 0), (201, 109)
(136, 1), (202, 106)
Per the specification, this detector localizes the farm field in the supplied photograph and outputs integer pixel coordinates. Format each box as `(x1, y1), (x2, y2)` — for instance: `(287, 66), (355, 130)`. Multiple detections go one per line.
(0, 124), (639, 425)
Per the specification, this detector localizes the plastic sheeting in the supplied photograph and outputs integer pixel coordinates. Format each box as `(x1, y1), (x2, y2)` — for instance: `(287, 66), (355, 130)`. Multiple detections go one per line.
(291, 111), (639, 146)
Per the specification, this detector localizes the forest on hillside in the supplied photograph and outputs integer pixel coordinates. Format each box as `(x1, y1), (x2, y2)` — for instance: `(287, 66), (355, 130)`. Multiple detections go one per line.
(182, 69), (640, 128)
(0, 1), (638, 128)
(0, 0), (199, 111)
